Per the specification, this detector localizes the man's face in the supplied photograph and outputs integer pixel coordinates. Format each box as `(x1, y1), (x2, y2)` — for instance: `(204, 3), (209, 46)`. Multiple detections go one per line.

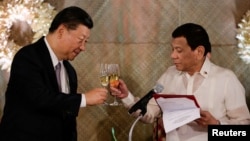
(171, 37), (202, 75)
(60, 25), (90, 61)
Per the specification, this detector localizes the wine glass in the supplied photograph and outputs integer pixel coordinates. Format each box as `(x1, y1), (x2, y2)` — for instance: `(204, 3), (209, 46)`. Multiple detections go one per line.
(108, 63), (121, 106)
(99, 63), (110, 105)
(100, 63), (109, 87)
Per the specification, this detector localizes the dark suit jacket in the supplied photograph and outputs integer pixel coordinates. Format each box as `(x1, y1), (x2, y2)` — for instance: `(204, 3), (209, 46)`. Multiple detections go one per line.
(0, 37), (82, 141)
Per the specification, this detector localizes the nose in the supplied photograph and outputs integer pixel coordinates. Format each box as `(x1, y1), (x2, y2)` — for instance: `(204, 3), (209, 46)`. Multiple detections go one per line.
(79, 44), (85, 51)
(170, 51), (176, 59)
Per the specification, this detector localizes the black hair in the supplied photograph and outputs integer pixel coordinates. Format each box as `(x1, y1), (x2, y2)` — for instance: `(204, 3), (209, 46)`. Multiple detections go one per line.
(172, 23), (211, 56)
(49, 6), (93, 32)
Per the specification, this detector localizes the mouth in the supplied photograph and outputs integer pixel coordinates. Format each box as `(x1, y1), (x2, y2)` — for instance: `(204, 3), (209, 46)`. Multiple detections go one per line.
(74, 49), (81, 54)
(174, 63), (181, 68)
(173, 62), (179, 65)
(73, 51), (79, 57)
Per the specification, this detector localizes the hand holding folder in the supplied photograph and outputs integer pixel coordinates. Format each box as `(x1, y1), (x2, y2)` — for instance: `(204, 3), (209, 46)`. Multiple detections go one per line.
(153, 94), (200, 133)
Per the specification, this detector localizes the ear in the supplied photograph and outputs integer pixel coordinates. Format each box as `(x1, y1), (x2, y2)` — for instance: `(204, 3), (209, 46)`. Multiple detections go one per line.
(57, 24), (66, 39)
(195, 46), (205, 60)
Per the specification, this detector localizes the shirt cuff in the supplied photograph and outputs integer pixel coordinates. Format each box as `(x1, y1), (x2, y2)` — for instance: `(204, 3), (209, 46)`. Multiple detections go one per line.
(80, 94), (86, 107)
(121, 91), (136, 106)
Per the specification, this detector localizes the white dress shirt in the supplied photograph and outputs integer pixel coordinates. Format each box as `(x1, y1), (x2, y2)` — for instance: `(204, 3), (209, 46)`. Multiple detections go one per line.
(122, 57), (250, 141)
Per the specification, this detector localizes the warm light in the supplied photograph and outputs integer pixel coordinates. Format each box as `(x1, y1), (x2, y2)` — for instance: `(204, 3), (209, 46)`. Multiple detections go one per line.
(236, 10), (250, 64)
(0, 0), (57, 71)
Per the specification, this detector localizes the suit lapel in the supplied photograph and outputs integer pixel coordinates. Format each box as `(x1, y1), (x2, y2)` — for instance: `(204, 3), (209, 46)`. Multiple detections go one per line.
(35, 37), (77, 93)
(36, 37), (60, 91)
(63, 61), (77, 93)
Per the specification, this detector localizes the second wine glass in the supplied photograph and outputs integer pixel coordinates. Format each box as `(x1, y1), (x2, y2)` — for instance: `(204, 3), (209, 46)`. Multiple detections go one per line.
(108, 64), (121, 106)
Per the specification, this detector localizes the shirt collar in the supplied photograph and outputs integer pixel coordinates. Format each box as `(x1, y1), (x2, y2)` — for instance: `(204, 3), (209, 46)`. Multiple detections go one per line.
(199, 57), (211, 78)
(178, 57), (211, 78)
(44, 37), (60, 67)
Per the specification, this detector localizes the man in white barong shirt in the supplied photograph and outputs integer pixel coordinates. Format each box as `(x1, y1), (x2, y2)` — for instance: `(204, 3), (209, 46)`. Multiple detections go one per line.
(110, 23), (250, 141)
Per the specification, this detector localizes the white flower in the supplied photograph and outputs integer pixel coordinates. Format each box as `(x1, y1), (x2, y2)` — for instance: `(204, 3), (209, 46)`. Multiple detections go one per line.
(0, 0), (57, 71)
(236, 10), (250, 64)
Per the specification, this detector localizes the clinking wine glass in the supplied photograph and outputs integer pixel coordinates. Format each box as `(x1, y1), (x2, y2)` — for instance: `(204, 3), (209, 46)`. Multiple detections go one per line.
(99, 63), (110, 105)
(99, 63), (121, 106)
(108, 64), (121, 106)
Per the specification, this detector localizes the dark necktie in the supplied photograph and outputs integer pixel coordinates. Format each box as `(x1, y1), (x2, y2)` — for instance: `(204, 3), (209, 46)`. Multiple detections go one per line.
(55, 62), (61, 91)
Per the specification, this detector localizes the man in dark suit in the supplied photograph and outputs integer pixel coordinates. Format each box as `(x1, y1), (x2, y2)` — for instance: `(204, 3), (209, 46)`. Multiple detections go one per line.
(0, 6), (108, 141)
